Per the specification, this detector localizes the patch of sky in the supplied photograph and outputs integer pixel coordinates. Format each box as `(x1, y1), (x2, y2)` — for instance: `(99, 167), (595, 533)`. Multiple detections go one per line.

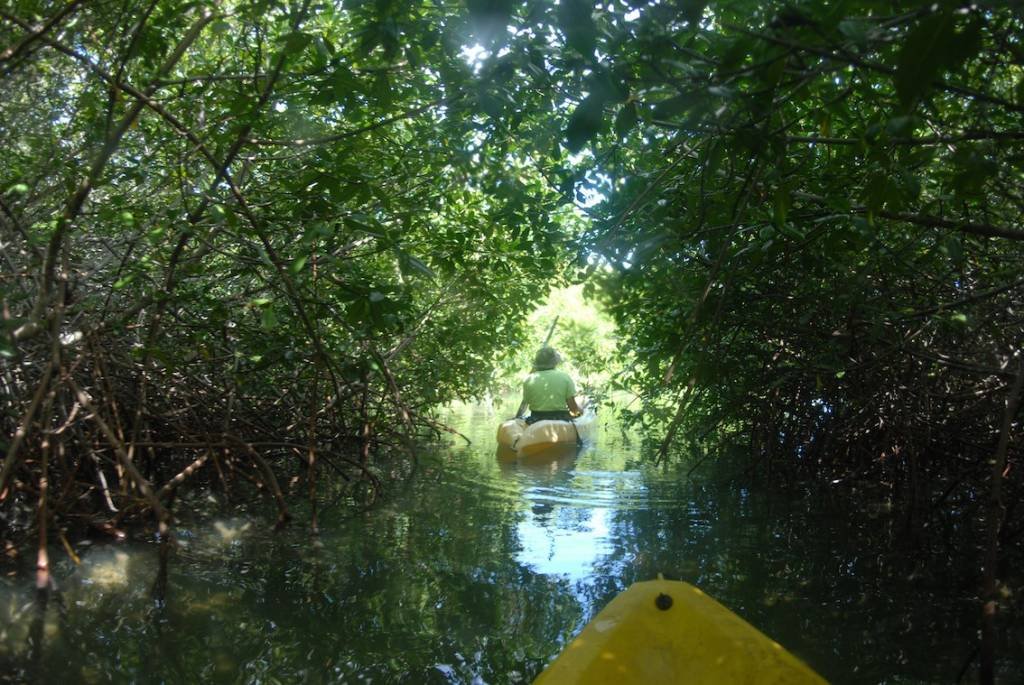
(811, 397), (834, 415)
(460, 43), (514, 74)
(460, 43), (488, 73)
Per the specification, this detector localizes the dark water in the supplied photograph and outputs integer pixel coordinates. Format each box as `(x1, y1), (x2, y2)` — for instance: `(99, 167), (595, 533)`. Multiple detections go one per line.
(1, 402), (1021, 683)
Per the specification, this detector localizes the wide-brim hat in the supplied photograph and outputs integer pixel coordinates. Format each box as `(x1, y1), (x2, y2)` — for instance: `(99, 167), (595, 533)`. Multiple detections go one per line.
(533, 347), (561, 370)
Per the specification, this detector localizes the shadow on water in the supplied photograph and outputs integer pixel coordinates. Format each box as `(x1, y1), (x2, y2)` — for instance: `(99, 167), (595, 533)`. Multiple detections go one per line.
(1, 399), (1022, 683)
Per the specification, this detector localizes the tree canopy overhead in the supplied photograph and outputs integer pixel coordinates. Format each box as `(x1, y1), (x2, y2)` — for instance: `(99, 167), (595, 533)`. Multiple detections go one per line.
(3, 0), (1024, 678)
(558, 0), (1024, 563)
(1, 0), (604, 592)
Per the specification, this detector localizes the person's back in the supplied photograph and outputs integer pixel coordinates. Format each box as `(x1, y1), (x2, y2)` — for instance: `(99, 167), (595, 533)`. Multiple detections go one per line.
(516, 347), (581, 423)
(523, 368), (575, 412)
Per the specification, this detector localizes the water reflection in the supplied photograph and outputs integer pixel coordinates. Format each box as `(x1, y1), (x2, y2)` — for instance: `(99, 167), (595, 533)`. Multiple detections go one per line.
(500, 444), (613, 583)
(1, 400), (1021, 683)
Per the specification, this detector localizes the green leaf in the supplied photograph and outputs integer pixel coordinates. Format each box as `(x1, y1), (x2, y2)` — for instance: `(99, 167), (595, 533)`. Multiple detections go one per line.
(564, 94), (605, 153)
(614, 102), (638, 138)
(894, 11), (956, 110)
(290, 255), (308, 274)
(773, 187), (790, 228)
(558, 0), (597, 56)
(314, 37), (334, 64)
(951, 146), (997, 198)
(281, 31), (313, 56)
(113, 274), (136, 290)
(682, 0), (706, 26)
(863, 174), (890, 213)
(403, 254), (436, 279)
(838, 18), (871, 46)
(718, 37), (753, 70)
(261, 307), (278, 330)
(946, 19), (983, 68)
(467, 0), (514, 45)
(477, 90), (505, 119)
(0, 336), (16, 359)
(371, 74), (392, 107)
(588, 68), (630, 104)
(344, 213), (377, 233)
(650, 92), (700, 120)
(760, 56), (787, 89)
(885, 116), (916, 137)
(5, 183), (29, 195)
(330, 66), (359, 99)
(941, 236), (964, 266)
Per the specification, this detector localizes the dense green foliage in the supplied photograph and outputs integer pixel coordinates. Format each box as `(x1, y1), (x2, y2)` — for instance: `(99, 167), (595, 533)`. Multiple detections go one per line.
(556, 5), (1024, 679)
(1, 0), (584, 543)
(492, 285), (621, 398)
(2, 0), (1024, 679)
(571, 1), (1024, 493)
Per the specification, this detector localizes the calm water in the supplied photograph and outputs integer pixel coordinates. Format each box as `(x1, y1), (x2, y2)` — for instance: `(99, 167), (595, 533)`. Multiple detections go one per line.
(1, 401), (1020, 683)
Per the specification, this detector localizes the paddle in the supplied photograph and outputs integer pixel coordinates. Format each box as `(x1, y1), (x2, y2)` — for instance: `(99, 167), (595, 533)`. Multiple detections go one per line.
(514, 316), (560, 420)
(540, 316), (585, 420)
(537, 316), (585, 446)
(541, 315), (559, 349)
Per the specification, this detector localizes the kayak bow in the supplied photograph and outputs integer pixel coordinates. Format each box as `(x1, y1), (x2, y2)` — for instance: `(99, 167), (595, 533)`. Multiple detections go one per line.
(534, 578), (827, 684)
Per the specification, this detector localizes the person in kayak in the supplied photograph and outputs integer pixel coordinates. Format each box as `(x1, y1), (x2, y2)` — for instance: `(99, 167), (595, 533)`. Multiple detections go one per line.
(515, 347), (582, 424)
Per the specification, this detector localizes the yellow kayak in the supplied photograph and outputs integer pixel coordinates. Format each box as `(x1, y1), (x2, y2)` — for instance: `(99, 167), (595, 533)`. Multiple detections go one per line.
(496, 410), (597, 457)
(534, 579), (827, 684)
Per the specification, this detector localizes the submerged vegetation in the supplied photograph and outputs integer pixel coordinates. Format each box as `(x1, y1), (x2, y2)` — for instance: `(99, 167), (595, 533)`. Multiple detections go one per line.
(2, 0), (1023, 680)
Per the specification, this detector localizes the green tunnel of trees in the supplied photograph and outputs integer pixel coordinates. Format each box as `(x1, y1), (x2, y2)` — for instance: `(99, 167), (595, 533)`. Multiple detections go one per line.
(2, 0), (1023, 679)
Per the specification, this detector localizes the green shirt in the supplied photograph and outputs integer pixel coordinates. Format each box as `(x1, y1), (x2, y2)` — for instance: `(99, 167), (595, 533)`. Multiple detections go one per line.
(522, 369), (576, 412)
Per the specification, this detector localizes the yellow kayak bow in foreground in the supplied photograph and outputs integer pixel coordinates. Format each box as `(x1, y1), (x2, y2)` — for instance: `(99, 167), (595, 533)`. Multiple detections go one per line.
(534, 579), (827, 684)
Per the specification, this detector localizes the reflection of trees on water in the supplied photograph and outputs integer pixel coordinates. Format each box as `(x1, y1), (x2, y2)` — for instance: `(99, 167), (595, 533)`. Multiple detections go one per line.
(581, 471), (1020, 683)
(223, 454), (584, 683)
(3, 445), (584, 684)
(7, 405), (1021, 683)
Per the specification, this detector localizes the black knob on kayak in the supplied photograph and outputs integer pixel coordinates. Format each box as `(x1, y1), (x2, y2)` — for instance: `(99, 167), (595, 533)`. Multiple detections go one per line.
(655, 593), (673, 611)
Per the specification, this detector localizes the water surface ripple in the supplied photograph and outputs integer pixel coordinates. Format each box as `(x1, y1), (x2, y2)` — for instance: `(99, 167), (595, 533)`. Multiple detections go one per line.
(1, 401), (1020, 683)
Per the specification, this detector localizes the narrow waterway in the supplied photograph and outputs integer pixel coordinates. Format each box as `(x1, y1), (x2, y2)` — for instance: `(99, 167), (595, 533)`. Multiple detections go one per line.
(1, 402), (1020, 683)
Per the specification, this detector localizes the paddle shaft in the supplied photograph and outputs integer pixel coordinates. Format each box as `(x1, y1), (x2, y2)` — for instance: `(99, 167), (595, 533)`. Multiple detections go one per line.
(542, 316), (559, 347)
(516, 316), (562, 418)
